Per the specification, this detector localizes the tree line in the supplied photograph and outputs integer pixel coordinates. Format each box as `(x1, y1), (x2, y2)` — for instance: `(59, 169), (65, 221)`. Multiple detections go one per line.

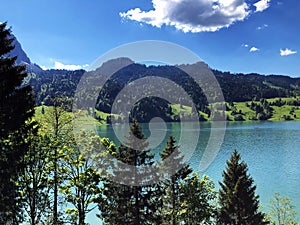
(1, 22), (299, 225)
(22, 42), (300, 124)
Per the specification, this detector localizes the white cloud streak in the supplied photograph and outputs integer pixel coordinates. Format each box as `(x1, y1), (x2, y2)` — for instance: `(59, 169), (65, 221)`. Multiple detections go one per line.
(280, 48), (297, 56)
(254, 0), (271, 12)
(257, 24), (268, 30)
(120, 0), (251, 33)
(41, 61), (89, 70)
(250, 47), (259, 52)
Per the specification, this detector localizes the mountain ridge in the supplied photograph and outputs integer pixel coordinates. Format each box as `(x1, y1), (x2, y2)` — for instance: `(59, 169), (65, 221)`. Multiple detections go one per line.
(8, 34), (42, 73)
(10, 34), (300, 122)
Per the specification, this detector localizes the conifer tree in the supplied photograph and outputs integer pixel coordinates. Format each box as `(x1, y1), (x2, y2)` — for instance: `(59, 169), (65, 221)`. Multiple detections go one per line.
(0, 22), (36, 224)
(218, 150), (267, 225)
(159, 136), (193, 225)
(98, 120), (162, 225)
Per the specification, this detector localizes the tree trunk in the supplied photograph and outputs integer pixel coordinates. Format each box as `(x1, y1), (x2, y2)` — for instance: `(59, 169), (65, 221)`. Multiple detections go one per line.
(53, 108), (59, 225)
(53, 152), (58, 225)
(172, 177), (176, 225)
(78, 196), (85, 225)
(31, 167), (36, 225)
(134, 186), (140, 225)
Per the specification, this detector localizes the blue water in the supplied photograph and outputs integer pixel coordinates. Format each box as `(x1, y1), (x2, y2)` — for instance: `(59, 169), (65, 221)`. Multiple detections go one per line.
(89, 121), (300, 223)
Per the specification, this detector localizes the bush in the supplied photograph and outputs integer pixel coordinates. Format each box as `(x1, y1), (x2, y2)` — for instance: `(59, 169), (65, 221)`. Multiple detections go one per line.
(234, 114), (245, 121)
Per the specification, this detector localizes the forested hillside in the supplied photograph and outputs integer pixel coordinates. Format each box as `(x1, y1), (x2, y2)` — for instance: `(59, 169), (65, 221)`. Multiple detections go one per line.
(25, 58), (300, 122)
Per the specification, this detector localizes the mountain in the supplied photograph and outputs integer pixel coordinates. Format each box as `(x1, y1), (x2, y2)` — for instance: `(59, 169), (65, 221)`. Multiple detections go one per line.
(9, 34), (300, 122)
(23, 57), (300, 122)
(8, 34), (42, 73)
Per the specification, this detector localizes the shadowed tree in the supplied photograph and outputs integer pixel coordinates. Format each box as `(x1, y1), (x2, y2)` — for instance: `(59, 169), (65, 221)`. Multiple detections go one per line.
(0, 22), (36, 224)
(98, 120), (162, 225)
(159, 136), (193, 225)
(218, 150), (267, 225)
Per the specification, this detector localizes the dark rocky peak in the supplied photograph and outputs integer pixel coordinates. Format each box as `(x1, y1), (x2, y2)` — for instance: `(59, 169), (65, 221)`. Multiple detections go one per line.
(7, 34), (42, 73)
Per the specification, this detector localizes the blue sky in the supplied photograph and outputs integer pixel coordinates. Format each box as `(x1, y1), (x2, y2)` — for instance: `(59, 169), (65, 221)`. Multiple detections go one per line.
(0, 0), (300, 77)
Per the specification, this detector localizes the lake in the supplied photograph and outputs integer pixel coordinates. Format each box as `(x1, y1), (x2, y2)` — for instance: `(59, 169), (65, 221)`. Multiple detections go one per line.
(94, 121), (300, 220)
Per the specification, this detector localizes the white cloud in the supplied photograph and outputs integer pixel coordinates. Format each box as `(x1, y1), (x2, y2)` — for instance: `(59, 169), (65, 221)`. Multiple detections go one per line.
(250, 47), (259, 52)
(40, 65), (48, 70)
(120, 0), (251, 33)
(257, 24), (268, 30)
(54, 62), (89, 70)
(280, 48), (297, 56)
(254, 0), (271, 12)
(41, 62), (89, 70)
(242, 43), (249, 47)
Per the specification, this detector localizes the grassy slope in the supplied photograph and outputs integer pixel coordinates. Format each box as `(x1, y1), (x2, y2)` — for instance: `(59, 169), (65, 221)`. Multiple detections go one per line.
(35, 97), (300, 124)
(225, 97), (300, 121)
(34, 106), (104, 129)
(171, 97), (300, 122)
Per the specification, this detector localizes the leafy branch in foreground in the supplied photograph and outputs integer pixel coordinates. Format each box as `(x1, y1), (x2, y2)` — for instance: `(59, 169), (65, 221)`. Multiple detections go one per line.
(59, 130), (109, 225)
(269, 193), (298, 225)
(19, 130), (52, 225)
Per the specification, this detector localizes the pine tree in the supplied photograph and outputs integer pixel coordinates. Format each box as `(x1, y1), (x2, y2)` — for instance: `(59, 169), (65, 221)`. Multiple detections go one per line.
(98, 120), (162, 225)
(159, 136), (193, 225)
(218, 150), (267, 225)
(0, 22), (36, 224)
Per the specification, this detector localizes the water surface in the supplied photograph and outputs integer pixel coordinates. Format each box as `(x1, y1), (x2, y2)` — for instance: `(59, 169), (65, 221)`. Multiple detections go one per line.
(97, 121), (300, 215)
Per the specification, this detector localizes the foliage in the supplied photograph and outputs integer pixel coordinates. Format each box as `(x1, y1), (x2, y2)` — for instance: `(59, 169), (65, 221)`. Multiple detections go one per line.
(214, 71), (299, 102)
(39, 97), (74, 224)
(0, 22), (36, 224)
(27, 69), (84, 106)
(19, 130), (52, 225)
(218, 150), (267, 225)
(180, 173), (217, 224)
(98, 120), (162, 225)
(269, 193), (298, 225)
(159, 136), (193, 225)
(222, 97), (300, 121)
(59, 130), (109, 225)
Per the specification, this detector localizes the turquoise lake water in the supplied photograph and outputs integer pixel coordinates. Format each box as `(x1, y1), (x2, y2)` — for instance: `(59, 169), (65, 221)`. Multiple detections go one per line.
(88, 121), (300, 223)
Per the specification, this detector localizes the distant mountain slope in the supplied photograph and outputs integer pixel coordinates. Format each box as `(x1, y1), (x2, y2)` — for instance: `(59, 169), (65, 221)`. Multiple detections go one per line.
(213, 70), (300, 102)
(23, 58), (300, 122)
(9, 35), (31, 65)
(9, 34), (300, 121)
(8, 34), (42, 73)
(25, 58), (300, 106)
(25, 69), (84, 105)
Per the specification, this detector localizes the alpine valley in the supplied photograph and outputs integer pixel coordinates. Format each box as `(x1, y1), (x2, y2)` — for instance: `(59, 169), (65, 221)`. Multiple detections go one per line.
(13, 35), (300, 123)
